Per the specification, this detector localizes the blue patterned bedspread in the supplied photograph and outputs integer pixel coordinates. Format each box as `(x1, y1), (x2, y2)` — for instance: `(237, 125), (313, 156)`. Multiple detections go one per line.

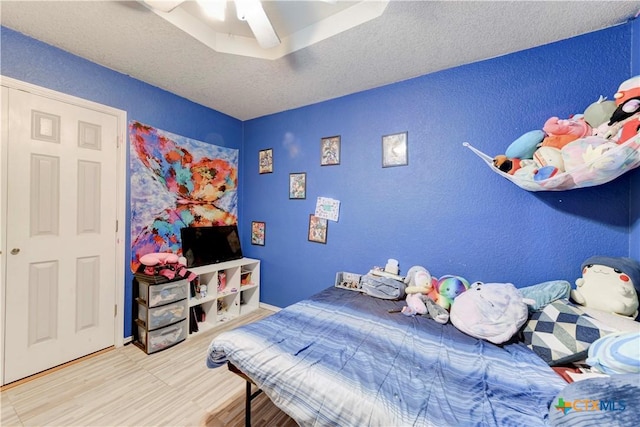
(207, 287), (566, 426)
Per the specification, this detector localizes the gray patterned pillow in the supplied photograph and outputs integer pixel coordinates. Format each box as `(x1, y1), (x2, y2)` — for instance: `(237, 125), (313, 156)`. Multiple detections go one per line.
(522, 299), (617, 365)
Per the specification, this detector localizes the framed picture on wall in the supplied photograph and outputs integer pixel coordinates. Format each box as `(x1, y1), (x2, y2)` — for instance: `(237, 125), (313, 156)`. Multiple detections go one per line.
(289, 172), (306, 199)
(251, 221), (266, 246)
(259, 148), (273, 174)
(382, 131), (408, 167)
(308, 214), (328, 244)
(320, 135), (340, 166)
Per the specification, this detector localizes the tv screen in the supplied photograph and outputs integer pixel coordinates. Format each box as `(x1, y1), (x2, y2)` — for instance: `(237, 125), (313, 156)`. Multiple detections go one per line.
(180, 225), (243, 268)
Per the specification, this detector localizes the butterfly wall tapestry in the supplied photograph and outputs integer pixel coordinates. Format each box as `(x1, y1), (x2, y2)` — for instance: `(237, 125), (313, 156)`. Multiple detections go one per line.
(129, 121), (238, 273)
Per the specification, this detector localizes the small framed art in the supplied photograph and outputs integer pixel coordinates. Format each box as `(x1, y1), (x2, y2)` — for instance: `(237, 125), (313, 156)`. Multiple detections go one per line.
(259, 148), (273, 174)
(382, 131), (408, 167)
(308, 214), (328, 244)
(320, 135), (340, 166)
(289, 172), (306, 199)
(251, 221), (265, 246)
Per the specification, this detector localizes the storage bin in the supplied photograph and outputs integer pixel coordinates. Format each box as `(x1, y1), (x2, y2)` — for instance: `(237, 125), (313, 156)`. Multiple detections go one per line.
(137, 298), (188, 330)
(138, 279), (188, 307)
(136, 319), (187, 354)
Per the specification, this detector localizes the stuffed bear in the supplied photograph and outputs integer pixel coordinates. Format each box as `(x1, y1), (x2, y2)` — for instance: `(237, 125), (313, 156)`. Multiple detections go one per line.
(570, 256), (640, 318)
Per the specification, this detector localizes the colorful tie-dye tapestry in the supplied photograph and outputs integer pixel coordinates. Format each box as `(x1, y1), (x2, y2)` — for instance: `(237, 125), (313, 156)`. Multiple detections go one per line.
(129, 121), (238, 273)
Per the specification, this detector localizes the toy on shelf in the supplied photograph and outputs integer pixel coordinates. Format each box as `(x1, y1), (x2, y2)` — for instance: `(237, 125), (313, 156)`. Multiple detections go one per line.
(464, 75), (640, 191)
(570, 256), (640, 318)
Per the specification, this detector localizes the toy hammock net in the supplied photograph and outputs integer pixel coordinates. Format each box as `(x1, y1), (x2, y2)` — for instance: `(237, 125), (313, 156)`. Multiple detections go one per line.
(463, 133), (640, 191)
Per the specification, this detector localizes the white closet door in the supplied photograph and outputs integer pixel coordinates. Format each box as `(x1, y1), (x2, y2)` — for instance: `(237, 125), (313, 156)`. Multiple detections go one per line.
(3, 88), (117, 384)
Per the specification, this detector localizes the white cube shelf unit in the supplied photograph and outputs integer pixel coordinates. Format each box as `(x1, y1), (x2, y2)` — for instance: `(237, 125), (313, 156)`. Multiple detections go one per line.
(188, 257), (260, 334)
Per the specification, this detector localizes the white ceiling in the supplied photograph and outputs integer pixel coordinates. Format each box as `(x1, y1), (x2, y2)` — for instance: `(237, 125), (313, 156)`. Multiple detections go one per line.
(2, 1), (639, 121)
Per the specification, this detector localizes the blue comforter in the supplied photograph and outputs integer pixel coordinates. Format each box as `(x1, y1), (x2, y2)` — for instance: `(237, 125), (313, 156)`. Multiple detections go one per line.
(207, 287), (566, 426)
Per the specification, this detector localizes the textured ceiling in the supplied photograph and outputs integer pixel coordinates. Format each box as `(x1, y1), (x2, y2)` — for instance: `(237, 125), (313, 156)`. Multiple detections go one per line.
(2, 1), (639, 121)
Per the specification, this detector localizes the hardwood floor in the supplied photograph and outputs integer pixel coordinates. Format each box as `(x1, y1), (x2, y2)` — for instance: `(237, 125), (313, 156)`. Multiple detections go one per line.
(1, 309), (296, 427)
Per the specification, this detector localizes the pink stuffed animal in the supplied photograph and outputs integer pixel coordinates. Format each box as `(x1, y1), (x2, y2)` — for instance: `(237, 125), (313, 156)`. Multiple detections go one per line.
(542, 116), (592, 149)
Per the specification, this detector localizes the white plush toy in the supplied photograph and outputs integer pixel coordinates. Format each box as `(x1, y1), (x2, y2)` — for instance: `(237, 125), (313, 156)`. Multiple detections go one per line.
(403, 265), (435, 295)
(450, 282), (528, 344)
(571, 256), (640, 318)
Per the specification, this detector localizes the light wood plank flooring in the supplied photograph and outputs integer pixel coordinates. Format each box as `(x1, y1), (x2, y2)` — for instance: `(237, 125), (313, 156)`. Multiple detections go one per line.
(1, 308), (296, 427)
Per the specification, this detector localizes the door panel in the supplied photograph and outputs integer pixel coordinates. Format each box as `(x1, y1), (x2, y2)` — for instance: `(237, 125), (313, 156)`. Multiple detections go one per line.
(3, 88), (118, 384)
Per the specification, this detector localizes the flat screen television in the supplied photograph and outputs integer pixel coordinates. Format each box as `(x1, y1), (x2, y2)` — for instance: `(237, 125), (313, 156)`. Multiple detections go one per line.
(180, 225), (243, 268)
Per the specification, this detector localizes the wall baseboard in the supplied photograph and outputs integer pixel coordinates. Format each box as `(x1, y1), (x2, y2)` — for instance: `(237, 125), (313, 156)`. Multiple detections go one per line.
(260, 302), (281, 312)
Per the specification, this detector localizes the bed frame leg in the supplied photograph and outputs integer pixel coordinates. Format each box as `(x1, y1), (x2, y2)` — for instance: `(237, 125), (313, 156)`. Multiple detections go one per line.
(245, 380), (263, 427)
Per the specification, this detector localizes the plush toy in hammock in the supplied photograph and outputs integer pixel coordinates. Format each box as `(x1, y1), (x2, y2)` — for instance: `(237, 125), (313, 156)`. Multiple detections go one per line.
(570, 256), (640, 318)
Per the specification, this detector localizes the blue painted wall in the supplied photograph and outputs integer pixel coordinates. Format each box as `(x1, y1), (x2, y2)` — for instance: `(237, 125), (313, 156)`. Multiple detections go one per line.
(1, 27), (243, 337)
(241, 24), (635, 308)
(630, 17), (640, 261)
(1, 21), (638, 333)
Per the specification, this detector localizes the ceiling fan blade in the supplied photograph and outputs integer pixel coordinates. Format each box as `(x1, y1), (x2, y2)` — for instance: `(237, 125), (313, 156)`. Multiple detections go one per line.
(235, 0), (280, 49)
(142, 0), (185, 13)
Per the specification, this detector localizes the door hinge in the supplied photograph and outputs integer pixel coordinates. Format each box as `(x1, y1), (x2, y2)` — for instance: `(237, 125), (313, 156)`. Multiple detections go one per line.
(115, 220), (118, 233)
(114, 304), (117, 317)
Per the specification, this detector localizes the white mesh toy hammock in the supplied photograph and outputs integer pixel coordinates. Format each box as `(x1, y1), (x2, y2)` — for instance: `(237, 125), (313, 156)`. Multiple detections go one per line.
(463, 133), (640, 191)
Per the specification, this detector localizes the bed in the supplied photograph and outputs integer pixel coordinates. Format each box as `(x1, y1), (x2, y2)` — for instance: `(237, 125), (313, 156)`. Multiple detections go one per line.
(206, 286), (570, 426)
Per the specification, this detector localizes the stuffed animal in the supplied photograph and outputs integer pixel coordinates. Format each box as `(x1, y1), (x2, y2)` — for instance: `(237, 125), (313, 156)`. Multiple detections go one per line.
(505, 129), (545, 159)
(404, 265), (437, 296)
(533, 146), (565, 172)
(450, 282), (529, 344)
(570, 256), (640, 318)
(401, 293), (449, 324)
(512, 159), (539, 181)
(517, 280), (571, 311)
(583, 95), (617, 129)
(606, 75), (640, 143)
(492, 155), (522, 175)
(541, 116), (592, 150)
(533, 165), (561, 181)
(434, 275), (470, 310)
